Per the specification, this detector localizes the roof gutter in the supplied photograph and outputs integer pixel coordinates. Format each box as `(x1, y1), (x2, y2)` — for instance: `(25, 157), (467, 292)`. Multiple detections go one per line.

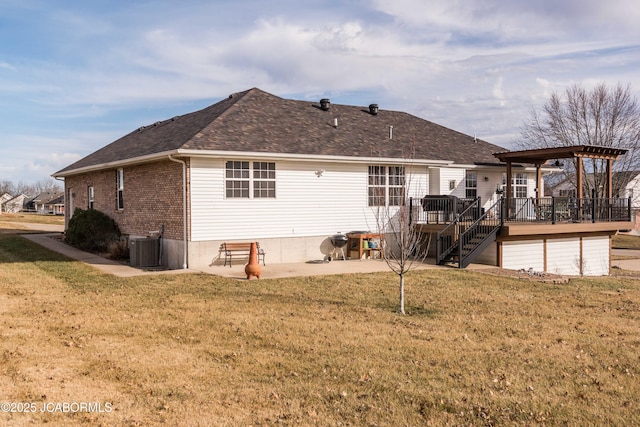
(53, 149), (456, 178)
(168, 154), (188, 270)
(53, 150), (181, 178)
(176, 149), (455, 166)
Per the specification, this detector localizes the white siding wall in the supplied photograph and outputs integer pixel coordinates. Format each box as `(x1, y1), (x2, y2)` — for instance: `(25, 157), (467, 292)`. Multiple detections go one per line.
(477, 171), (505, 210)
(547, 238), (581, 275)
(435, 168), (466, 196)
(190, 158), (429, 242)
(582, 236), (610, 276)
(428, 168), (440, 195)
(627, 174), (640, 209)
(427, 168), (505, 210)
(502, 240), (544, 272)
(499, 236), (611, 277)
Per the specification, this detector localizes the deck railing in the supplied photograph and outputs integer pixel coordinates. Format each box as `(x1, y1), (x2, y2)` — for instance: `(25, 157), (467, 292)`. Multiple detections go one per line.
(503, 197), (631, 224)
(409, 196), (479, 225)
(409, 196), (631, 225)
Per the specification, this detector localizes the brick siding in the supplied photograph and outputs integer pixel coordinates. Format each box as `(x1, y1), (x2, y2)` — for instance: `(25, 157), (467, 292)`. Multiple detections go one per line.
(64, 159), (190, 240)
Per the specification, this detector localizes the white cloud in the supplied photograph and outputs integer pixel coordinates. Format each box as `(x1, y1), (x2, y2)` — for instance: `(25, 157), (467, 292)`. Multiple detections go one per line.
(1, 0), (640, 184)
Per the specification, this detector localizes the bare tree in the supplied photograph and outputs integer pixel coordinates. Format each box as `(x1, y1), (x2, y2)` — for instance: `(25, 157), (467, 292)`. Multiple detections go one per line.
(32, 177), (63, 195)
(517, 82), (640, 198)
(0, 178), (62, 197)
(0, 180), (15, 195)
(372, 165), (430, 315)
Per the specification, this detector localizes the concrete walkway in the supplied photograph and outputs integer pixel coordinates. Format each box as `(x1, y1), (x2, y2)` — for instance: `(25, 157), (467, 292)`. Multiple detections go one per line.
(21, 233), (191, 278)
(611, 249), (640, 273)
(22, 232), (456, 279)
(18, 227), (640, 278)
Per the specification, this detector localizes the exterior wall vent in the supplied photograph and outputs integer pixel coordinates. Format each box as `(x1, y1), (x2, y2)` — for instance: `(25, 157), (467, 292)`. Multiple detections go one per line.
(369, 104), (379, 115)
(320, 98), (330, 111)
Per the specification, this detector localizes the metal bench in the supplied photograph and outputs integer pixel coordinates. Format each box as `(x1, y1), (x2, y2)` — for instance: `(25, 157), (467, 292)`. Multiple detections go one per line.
(220, 242), (266, 267)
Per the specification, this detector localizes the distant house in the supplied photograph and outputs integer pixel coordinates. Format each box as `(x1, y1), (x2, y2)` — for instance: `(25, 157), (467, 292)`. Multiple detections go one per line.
(0, 193), (12, 214)
(53, 88), (631, 275)
(2, 194), (29, 214)
(547, 171), (640, 231)
(26, 192), (65, 215)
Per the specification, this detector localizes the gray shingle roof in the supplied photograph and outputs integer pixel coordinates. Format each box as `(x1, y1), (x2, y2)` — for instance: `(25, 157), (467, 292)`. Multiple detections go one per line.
(55, 88), (506, 175)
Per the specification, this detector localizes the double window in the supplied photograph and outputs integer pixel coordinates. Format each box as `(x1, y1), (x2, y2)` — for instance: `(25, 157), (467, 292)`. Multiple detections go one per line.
(368, 165), (405, 206)
(225, 161), (276, 198)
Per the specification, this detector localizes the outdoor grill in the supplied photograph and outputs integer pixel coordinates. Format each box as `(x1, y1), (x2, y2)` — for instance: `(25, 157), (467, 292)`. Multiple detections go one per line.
(328, 233), (348, 261)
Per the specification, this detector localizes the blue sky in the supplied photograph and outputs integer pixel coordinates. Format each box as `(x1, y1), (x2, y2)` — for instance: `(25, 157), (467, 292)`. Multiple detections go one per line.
(1, 0), (639, 185)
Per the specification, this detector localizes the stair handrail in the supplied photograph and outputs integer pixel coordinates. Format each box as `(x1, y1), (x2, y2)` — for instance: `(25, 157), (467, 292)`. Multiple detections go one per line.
(436, 197), (481, 264)
(457, 198), (504, 268)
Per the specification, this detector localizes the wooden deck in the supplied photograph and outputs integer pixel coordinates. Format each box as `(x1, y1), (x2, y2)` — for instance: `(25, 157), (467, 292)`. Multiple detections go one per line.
(415, 220), (634, 238)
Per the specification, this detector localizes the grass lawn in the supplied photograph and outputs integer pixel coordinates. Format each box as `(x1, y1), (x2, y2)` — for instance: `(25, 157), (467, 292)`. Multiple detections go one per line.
(0, 212), (64, 226)
(0, 213), (64, 235)
(1, 231), (640, 425)
(612, 233), (640, 250)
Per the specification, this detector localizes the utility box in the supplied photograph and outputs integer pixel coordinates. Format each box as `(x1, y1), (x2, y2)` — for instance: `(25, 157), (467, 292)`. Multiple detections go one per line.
(130, 237), (159, 267)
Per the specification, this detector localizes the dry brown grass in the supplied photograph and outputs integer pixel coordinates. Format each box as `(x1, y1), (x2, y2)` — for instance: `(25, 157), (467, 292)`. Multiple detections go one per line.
(1, 233), (640, 426)
(612, 233), (640, 250)
(0, 212), (64, 226)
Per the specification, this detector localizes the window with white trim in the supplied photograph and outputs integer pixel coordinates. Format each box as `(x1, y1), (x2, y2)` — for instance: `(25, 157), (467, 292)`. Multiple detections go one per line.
(368, 166), (386, 206)
(501, 172), (528, 198)
(116, 169), (124, 210)
(253, 162), (276, 198)
(368, 165), (405, 206)
(225, 161), (250, 198)
(88, 186), (94, 209)
(465, 172), (477, 198)
(388, 166), (405, 206)
(225, 161), (276, 198)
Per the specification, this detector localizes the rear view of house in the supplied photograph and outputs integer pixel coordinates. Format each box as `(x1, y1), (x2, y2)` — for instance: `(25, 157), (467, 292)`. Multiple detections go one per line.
(54, 88), (516, 269)
(54, 88), (632, 275)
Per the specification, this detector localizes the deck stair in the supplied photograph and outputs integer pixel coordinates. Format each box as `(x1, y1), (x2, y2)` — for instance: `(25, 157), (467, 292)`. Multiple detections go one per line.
(437, 198), (503, 268)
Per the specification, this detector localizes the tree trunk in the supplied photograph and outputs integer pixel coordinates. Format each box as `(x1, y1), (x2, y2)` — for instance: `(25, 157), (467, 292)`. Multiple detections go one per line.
(399, 273), (405, 315)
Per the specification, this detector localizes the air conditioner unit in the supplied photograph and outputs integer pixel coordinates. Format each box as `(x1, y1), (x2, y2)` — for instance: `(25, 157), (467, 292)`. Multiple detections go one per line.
(130, 237), (159, 267)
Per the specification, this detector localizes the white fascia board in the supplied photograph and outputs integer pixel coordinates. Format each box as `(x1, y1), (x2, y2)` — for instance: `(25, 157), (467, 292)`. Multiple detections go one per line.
(53, 148), (461, 178)
(52, 150), (179, 177)
(176, 149), (454, 166)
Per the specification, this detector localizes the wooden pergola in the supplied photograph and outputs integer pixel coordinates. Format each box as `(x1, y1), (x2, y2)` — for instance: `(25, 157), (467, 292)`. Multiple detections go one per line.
(493, 145), (628, 213)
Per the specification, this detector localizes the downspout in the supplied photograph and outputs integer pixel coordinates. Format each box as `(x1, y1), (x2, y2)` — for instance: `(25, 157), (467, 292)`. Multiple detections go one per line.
(169, 155), (188, 269)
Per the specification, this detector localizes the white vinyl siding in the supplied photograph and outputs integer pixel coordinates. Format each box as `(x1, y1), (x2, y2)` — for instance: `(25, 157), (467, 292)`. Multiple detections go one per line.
(500, 236), (610, 276)
(434, 168), (465, 196)
(190, 159), (427, 241)
(547, 238), (581, 275)
(582, 236), (610, 276)
(502, 240), (544, 272)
